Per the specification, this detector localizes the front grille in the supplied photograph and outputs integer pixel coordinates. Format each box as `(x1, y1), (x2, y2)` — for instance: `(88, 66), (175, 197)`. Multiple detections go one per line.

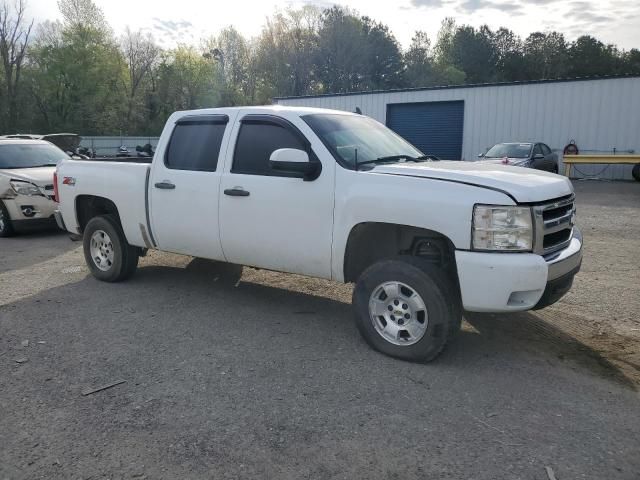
(533, 195), (575, 255)
(543, 229), (572, 249)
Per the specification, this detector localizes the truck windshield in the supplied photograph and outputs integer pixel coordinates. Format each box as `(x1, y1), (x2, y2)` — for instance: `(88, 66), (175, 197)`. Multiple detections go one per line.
(484, 143), (532, 159)
(302, 113), (423, 169)
(0, 143), (69, 169)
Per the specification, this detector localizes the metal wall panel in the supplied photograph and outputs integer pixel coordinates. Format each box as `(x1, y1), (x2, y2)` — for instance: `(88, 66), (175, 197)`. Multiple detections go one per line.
(276, 77), (640, 180)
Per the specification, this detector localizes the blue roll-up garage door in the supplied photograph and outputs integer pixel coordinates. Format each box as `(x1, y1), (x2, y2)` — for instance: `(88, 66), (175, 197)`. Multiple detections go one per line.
(386, 101), (464, 160)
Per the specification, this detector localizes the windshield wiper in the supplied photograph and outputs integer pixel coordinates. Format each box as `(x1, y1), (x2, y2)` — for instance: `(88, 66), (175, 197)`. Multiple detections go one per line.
(355, 154), (422, 170)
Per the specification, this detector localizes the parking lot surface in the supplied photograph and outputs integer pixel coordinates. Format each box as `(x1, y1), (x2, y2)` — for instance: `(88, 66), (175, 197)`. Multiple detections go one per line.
(1, 181), (639, 479)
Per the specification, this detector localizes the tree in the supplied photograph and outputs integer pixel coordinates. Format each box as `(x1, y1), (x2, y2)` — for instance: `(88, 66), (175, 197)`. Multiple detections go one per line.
(432, 17), (456, 67)
(448, 25), (497, 83)
(523, 32), (568, 79)
(315, 6), (403, 93)
(121, 28), (159, 133)
(203, 25), (252, 105)
(491, 27), (526, 81)
(404, 31), (433, 87)
(360, 16), (404, 90)
(621, 49), (640, 75)
(430, 18), (465, 86)
(0, 0), (33, 132)
(57, 0), (107, 34)
(254, 7), (321, 100)
(27, 0), (126, 134)
(566, 35), (619, 77)
(156, 46), (216, 112)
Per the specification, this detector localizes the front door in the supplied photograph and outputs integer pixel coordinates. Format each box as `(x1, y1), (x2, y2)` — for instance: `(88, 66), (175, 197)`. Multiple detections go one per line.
(218, 113), (335, 279)
(149, 112), (235, 259)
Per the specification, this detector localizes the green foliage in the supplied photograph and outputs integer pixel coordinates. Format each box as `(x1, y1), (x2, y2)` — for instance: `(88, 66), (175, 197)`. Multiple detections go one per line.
(27, 17), (126, 134)
(567, 36), (620, 77)
(315, 7), (404, 93)
(1, 0), (638, 135)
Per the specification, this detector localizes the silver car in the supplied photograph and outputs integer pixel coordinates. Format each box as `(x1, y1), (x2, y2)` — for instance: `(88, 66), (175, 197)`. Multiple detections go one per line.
(478, 142), (559, 173)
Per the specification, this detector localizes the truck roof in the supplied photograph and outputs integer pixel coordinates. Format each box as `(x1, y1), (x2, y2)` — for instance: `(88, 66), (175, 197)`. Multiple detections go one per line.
(173, 105), (357, 117)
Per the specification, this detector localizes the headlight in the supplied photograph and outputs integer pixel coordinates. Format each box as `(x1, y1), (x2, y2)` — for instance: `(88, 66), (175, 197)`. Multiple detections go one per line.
(472, 205), (533, 251)
(10, 180), (43, 196)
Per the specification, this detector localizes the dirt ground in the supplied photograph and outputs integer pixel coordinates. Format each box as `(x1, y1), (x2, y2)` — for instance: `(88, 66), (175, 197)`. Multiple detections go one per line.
(1, 180), (639, 479)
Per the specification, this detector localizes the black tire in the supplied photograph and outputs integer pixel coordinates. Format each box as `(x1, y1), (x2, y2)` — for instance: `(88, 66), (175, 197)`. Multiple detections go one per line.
(83, 214), (139, 282)
(0, 201), (15, 237)
(352, 257), (461, 362)
(632, 164), (640, 182)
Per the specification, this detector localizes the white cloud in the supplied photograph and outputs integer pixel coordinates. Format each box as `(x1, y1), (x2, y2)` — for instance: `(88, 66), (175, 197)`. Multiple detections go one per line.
(26, 0), (640, 50)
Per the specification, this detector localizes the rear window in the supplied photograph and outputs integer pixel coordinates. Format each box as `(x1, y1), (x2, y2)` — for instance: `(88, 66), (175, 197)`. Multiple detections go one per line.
(0, 143), (68, 169)
(165, 122), (227, 172)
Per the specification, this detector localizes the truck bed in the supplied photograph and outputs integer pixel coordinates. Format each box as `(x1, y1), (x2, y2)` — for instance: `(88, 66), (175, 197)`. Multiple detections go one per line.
(56, 159), (152, 247)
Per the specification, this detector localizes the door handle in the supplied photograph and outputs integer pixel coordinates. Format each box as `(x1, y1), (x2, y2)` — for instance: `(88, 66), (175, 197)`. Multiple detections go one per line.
(155, 181), (175, 190)
(224, 188), (250, 197)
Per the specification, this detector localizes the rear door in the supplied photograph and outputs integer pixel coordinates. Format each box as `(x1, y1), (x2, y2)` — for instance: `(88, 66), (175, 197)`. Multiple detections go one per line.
(218, 112), (335, 279)
(149, 112), (235, 259)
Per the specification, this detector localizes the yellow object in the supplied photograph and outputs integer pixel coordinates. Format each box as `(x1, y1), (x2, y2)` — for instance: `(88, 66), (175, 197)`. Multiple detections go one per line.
(563, 155), (640, 177)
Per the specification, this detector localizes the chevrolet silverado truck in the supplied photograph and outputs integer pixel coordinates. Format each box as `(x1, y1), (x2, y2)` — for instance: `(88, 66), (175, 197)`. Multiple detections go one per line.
(54, 106), (582, 362)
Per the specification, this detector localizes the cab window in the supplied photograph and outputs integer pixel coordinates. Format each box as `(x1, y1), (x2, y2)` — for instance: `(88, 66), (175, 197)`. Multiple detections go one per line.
(232, 120), (306, 176)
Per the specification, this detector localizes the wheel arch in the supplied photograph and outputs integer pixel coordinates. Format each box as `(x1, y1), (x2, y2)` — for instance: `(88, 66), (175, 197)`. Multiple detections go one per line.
(75, 195), (122, 234)
(343, 222), (460, 286)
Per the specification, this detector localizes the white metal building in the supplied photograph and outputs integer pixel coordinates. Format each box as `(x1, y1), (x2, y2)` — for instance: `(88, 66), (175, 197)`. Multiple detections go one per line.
(275, 75), (640, 180)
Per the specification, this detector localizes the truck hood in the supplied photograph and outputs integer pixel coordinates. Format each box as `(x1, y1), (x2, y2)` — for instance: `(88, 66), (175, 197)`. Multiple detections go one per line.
(370, 161), (572, 203)
(0, 167), (56, 187)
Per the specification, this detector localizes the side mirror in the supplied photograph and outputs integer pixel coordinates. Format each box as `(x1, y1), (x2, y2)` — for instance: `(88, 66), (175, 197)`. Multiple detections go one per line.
(269, 148), (320, 180)
(477, 152), (485, 158)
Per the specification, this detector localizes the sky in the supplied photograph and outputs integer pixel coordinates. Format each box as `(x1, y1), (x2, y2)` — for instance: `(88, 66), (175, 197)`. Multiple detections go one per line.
(26, 0), (640, 51)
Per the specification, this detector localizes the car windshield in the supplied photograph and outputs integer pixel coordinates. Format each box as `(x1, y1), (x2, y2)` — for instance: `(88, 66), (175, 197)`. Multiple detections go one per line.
(0, 143), (69, 169)
(484, 143), (532, 159)
(302, 113), (424, 168)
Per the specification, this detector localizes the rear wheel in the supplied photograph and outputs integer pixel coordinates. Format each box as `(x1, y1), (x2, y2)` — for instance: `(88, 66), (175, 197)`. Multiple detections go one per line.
(83, 215), (138, 282)
(352, 257), (461, 362)
(0, 201), (14, 237)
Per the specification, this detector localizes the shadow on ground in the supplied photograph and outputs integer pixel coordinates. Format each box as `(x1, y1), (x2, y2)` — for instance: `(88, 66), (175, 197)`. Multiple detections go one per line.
(2, 257), (639, 479)
(0, 228), (74, 273)
(132, 258), (636, 389)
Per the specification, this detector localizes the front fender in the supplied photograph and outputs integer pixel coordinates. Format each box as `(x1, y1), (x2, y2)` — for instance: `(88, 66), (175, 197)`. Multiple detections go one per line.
(331, 168), (514, 282)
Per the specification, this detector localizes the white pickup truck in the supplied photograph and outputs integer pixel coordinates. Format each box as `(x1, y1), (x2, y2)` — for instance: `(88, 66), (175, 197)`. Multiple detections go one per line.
(55, 106), (582, 361)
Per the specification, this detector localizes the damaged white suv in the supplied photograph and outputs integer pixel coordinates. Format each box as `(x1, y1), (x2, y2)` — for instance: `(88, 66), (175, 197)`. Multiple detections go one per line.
(0, 139), (66, 236)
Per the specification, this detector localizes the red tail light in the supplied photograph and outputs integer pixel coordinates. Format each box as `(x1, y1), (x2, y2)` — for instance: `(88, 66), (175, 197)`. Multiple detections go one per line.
(53, 171), (59, 203)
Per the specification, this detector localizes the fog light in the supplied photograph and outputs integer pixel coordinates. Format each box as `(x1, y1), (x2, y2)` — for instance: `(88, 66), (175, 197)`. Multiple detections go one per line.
(21, 206), (36, 217)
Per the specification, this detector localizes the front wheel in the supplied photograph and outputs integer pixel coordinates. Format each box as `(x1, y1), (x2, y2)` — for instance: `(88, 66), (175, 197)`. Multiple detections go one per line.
(0, 201), (15, 237)
(352, 258), (460, 362)
(83, 215), (139, 282)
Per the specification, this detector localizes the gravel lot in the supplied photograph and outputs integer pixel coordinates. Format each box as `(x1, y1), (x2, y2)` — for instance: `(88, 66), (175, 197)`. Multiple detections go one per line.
(1, 181), (639, 479)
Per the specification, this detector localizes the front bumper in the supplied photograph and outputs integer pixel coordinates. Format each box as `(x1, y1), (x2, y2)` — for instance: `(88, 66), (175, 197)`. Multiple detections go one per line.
(3, 194), (59, 231)
(455, 228), (582, 312)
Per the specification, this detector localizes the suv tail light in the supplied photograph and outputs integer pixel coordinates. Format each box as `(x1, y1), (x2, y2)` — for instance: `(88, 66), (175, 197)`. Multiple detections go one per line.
(53, 171), (59, 203)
